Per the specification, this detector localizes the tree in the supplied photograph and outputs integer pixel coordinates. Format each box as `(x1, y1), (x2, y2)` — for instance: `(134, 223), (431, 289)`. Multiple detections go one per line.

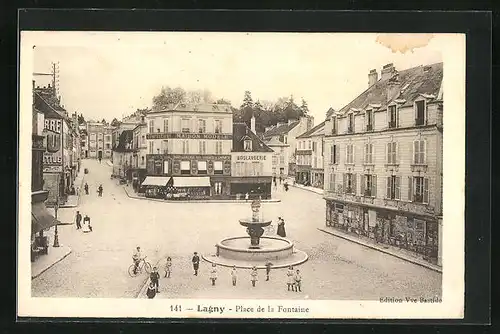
(216, 98), (231, 105)
(240, 90), (254, 109)
(111, 118), (121, 127)
(300, 98), (309, 115)
(186, 90), (202, 104)
(152, 86), (186, 110)
(78, 113), (85, 124)
(239, 91), (255, 124)
(101, 118), (107, 124)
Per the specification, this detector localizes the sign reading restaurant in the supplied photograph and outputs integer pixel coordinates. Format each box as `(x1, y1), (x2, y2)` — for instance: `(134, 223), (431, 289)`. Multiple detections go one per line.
(146, 132), (232, 140)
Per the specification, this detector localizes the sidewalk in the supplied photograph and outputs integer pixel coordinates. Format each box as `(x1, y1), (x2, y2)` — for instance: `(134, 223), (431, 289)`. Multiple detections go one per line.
(289, 181), (324, 195)
(31, 245), (72, 279)
(106, 160), (113, 167)
(60, 165), (86, 208)
(318, 227), (442, 273)
(122, 186), (282, 204)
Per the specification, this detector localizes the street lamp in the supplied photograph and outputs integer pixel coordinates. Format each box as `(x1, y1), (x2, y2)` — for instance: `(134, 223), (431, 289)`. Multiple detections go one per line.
(53, 201), (60, 247)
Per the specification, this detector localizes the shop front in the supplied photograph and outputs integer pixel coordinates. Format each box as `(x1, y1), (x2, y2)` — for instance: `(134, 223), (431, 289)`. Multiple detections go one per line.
(325, 199), (439, 264)
(31, 190), (60, 262)
(311, 168), (324, 188)
(141, 176), (171, 199)
(230, 176), (272, 200)
(295, 165), (311, 186)
(168, 176), (212, 200)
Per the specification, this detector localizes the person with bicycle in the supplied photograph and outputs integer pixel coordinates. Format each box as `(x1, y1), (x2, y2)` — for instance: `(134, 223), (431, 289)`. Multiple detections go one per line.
(132, 246), (142, 275)
(150, 267), (160, 293)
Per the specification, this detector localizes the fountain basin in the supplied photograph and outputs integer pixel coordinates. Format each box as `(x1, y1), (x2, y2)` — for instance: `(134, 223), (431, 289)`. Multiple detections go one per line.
(217, 236), (293, 261)
(239, 218), (272, 228)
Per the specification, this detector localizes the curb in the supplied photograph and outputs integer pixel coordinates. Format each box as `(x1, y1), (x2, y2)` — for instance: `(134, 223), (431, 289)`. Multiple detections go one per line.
(290, 184), (324, 196)
(31, 248), (72, 279)
(123, 187), (282, 204)
(317, 228), (442, 273)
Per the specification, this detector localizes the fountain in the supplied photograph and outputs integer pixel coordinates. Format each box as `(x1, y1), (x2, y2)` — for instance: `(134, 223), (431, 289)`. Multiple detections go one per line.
(202, 200), (308, 269)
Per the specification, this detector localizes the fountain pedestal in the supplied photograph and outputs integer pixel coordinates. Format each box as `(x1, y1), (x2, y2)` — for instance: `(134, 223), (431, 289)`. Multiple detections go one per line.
(202, 199), (308, 269)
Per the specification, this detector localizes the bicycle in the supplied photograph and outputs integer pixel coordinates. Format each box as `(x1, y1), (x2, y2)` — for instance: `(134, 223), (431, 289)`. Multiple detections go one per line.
(128, 256), (152, 277)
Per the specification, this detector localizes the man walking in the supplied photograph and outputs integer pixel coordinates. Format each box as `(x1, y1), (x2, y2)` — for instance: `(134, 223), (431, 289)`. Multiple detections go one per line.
(75, 211), (82, 230)
(192, 252), (200, 276)
(250, 266), (258, 287)
(265, 261), (273, 281)
(231, 266), (237, 286)
(84, 182), (89, 195)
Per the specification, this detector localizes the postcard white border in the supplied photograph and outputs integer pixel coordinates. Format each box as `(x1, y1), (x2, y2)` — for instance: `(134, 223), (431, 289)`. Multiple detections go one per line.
(18, 32), (465, 319)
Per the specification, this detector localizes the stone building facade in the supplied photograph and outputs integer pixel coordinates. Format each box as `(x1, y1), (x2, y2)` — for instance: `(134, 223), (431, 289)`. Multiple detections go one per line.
(323, 62), (443, 266)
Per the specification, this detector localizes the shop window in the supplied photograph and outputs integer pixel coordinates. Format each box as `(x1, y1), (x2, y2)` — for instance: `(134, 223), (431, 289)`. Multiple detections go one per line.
(214, 181), (223, 195)
(197, 161), (207, 175)
(181, 161), (190, 175)
(214, 161), (223, 175)
(163, 160), (169, 174)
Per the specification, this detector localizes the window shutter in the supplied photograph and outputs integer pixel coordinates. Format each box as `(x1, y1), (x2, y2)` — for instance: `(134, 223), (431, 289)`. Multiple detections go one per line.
(424, 178), (429, 203)
(372, 175), (377, 197)
(345, 144), (349, 162)
(386, 142), (390, 164)
(360, 175), (365, 194)
(396, 142), (400, 164)
(408, 176), (413, 201)
(353, 173), (357, 194)
(423, 139), (427, 164)
(371, 144), (374, 164)
(335, 145), (340, 164)
(353, 145), (356, 165)
(343, 173), (346, 191)
(413, 140), (418, 164)
(386, 177), (391, 198)
(395, 176), (401, 200)
(333, 173), (336, 190)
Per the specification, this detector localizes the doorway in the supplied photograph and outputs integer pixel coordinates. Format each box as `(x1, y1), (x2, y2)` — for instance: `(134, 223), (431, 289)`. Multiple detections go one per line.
(98, 150), (103, 160)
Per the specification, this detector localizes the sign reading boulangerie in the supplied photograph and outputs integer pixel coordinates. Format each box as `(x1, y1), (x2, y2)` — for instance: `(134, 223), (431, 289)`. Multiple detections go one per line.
(19, 31), (467, 320)
(43, 118), (63, 173)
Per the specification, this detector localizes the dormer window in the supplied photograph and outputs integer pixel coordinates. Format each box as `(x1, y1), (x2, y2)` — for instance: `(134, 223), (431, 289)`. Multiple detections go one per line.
(244, 138), (252, 151)
(415, 99), (427, 126)
(331, 116), (337, 135)
(365, 109), (373, 131)
(388, 105), (398, 128)
(347, 113), (355, 133)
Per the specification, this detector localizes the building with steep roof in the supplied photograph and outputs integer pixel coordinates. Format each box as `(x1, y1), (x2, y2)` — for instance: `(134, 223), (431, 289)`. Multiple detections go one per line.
(230, 119), (274, 199)
(111, 130), (135, 178)
(262, 115), (314, 177)
(296, 121), (326, 188)
(323, 62), (443, 266)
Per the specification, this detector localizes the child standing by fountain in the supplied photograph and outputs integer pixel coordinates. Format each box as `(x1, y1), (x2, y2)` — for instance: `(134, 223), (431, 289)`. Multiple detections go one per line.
(293, 269), (302, 292)
(231, 266), (237, 286)
(287, 266), (295, 291)
(164, 257), (172, 278)
(210, 263), (218, 286)
(250, 266), (258, 287)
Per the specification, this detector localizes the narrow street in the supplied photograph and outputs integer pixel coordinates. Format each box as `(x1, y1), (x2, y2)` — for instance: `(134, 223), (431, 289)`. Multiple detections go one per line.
(32, 159), (442, 299)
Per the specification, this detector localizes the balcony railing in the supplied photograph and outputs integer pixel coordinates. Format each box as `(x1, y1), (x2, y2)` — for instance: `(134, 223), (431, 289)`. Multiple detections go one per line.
(347, 126), (354, 134)
(388, 121), (397, 128)
(415, 118), (425, 126)
(366, 123), (373, 131)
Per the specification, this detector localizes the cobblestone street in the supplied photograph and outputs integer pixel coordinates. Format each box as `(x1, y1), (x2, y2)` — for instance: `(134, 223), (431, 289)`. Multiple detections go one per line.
(32, 159), (442, 300)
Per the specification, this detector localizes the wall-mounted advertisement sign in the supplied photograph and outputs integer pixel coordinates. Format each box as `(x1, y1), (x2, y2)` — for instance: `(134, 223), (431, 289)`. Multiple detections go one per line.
(146, 132), (232, 140)
(43, 118), (63, 173)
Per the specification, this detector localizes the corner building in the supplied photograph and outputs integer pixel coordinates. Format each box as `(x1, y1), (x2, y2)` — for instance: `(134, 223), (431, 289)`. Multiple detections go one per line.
(144, 103), (233, 199)
(323, 63), (443, 266)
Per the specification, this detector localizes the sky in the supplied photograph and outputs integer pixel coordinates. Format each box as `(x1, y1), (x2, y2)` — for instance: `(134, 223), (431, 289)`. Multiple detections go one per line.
(33, 32), (444, 123)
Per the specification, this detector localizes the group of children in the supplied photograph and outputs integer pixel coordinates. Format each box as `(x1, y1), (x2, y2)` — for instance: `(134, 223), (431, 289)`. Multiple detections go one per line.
(146, 256), (303, 299)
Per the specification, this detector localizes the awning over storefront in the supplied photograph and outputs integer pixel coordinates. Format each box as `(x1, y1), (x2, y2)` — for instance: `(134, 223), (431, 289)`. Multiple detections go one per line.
(141, 176), (171, 187)
(172, 176), (211, 188)
(32, 202), (60, 234)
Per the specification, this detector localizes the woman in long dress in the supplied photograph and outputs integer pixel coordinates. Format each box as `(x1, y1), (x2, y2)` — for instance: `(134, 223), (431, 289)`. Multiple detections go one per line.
(82, 215), (91, 233)
(277, 217), (287, 237)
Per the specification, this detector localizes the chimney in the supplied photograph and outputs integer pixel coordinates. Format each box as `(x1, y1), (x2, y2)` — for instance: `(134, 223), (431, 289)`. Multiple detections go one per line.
(381, 63), (396, 81)
(387, 74), (401, 102)
(250, 114), (256, 133)
(368, 69), (378, 87)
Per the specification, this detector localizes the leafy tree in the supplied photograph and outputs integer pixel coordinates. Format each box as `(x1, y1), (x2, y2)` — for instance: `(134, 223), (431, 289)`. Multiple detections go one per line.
(240, 91), (254, 109)
(152, 86), (186, 110)
(77, 113), (85, 124)
(111, 118), (121, 127)
(216, 98), (231, 105)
